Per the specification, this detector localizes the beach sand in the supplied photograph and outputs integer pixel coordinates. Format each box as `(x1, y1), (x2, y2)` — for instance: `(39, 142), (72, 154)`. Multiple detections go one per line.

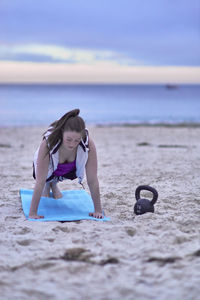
(0, 125), (199, 300)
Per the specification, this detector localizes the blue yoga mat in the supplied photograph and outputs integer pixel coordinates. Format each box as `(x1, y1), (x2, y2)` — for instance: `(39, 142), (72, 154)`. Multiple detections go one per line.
(20, 189), (110, 222)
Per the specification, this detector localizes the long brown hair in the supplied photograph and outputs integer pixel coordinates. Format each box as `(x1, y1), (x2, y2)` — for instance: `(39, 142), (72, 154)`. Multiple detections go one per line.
(44, 109), (86, 153)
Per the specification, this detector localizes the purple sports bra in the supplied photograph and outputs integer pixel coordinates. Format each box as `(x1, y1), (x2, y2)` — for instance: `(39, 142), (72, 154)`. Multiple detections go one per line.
(53, 159), (76, 177)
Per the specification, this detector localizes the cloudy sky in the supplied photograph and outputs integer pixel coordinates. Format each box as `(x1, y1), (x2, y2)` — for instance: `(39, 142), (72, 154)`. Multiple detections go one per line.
(0, 0), (199, 83)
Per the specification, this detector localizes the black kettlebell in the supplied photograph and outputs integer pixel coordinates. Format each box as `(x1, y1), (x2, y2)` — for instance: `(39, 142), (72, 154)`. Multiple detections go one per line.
(134, 185), (158, 215)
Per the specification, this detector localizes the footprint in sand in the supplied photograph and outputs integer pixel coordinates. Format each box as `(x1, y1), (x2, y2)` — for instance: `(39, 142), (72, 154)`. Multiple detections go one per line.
(125, 227), (136, 237)
(52, 226), (79, 233)
(5, 216), (20, 221)
(17, 239), (34, 246)
(22, 289), (54, 299)
(49, 248), (120, 266)
(0, 143), (11, 148)
(99, 257), (119, 265)
(30, 262), (56, 270)
(104, 192), (117, 199)
(14, 227), (32, 235)
(52, 226), (70, 233)
(45, 238), (55, 243)
(146, 256), (181, 266)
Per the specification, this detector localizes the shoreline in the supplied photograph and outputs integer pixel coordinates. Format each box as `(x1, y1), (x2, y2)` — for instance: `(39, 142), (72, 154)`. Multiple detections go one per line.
(1, 122), (200, 129)
(96, 122), (200, 128)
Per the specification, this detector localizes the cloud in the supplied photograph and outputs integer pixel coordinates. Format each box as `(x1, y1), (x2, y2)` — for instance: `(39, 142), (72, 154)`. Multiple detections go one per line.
(0, 1), (199, 66)
(0, 43), (141, 66)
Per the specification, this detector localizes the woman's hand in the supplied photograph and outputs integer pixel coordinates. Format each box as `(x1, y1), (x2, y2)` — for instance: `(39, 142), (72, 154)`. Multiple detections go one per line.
(89, 212), (103, 219)
(29, 214), (44, 219)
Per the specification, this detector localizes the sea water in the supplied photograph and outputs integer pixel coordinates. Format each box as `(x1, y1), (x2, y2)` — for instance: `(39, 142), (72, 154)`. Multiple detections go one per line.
(0, 84), (200, 126)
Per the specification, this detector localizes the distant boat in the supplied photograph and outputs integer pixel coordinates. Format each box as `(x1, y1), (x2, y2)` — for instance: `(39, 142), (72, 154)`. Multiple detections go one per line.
(166, 84), (179, 90)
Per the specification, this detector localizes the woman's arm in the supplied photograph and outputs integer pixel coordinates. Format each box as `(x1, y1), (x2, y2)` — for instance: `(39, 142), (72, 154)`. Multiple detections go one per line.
(29, 140), (50, 219)
(86, 137), (103, 219)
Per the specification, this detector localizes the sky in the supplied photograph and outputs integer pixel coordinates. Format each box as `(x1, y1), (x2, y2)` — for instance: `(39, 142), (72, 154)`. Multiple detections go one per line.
(0, 0), (200, 83)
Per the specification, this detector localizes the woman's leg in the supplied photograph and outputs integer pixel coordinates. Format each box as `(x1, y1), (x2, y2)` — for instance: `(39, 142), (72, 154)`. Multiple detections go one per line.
(41, 182), (51, 197)
(50, 181), (62, 199)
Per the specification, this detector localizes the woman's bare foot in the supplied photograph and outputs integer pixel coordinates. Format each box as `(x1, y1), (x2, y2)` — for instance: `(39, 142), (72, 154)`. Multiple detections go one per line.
(51, 182), (62, 199)
(42, 182), (50, 197)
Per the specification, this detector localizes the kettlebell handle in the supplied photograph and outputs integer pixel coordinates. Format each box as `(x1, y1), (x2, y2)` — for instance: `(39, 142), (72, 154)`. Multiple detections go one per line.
(135, 185), (158, 205)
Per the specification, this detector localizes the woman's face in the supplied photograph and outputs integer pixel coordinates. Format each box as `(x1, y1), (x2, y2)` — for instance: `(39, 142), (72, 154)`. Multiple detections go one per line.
(62, 131), (82, 151)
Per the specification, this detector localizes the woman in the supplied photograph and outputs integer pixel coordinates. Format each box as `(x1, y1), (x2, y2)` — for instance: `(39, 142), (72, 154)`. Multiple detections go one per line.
(29, 109), (103, 219)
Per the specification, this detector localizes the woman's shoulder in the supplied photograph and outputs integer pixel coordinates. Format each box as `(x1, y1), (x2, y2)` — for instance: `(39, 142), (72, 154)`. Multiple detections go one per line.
(38, 139), (49, 155)
(88, 137), (96, 150)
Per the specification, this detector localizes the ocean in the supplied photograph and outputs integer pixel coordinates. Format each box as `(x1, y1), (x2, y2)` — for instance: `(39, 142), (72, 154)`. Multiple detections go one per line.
(0, 84), (200, 126)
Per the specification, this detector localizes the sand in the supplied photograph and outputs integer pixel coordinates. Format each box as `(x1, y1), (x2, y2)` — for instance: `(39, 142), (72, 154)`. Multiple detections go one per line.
(0, 125), (200, 300)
